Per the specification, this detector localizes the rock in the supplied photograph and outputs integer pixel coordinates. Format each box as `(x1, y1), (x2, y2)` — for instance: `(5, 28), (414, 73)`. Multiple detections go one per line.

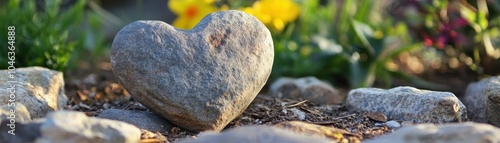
(175, 125), (333, 143)
(346, 86), (467, 124)
(385, 120), (401, 129)
(464, 76), (500, 126)
(365, 122), (500, 143)
(97, 109), (174, 132)
(274, 121), (352, 142)
(0, 67), (68, 119)
(270, 77), (345, 104)
(111, 10), (273, 132)
(366, 112), (387, 122)
(289, 108), (306, 120)
(0, 119), (42, 143)
(0, 102), (31, 123)
(35, 111), (141, 143)
(485, 77), (500, 127)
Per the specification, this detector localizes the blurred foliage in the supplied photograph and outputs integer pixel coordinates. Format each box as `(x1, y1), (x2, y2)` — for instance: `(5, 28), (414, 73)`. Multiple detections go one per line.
(0, 0), (107, 71)
(391, 0), (500, 74)
(167, 0), (452, 88)
(269, 0), (440, 88)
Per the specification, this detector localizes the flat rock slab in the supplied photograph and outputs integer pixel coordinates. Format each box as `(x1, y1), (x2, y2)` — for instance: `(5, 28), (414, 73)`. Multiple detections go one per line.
(365, 122), (500, 143)
(97, 109), (174, 132)
(0, 67), (68, 119)
(346, 86), (467, 123)
(37, 111), (141, 143)
(464, 76), (500, 126)
(270, 77), (345, 105)
(111, 10), (273, 132)
(175, 125), (333, 143)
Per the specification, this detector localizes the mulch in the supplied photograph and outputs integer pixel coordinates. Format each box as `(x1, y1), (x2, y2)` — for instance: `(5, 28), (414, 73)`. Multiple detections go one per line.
(63, 61), (393, 143)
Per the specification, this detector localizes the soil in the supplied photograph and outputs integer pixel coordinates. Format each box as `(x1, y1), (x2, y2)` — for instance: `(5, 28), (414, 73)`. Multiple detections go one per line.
(63, 58), (484, 143)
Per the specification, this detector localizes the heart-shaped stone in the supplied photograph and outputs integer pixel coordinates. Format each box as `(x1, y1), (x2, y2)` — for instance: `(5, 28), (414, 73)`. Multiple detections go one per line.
(111, 10), (273, 132)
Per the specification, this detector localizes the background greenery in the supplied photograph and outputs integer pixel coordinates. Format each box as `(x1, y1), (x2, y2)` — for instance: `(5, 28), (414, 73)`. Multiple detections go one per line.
(1, 0), (499, 89)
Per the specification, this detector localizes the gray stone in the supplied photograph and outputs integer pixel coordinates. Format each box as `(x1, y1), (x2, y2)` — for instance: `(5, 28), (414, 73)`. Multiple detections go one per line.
(111, 10), (273, 132)
(98, 109), (174, 132)
(175, 125), (333, 143)
(365, 122), (500, 143)
(464, 76), (500, 126)
(270, 77), (345, 105)
(0, 102), (31, 123)
(346, 86), (467, 124)
(0, 119), (42, 143)
(385, 120), (401, 129)
(0, 67), (68, 119)
(35, 111), (141, 143)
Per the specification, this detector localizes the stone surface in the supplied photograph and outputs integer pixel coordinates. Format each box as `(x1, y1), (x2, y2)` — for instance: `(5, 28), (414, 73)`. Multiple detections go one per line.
(464, 76), (500, 126)
(175, 125), (333, 143)
(0, 102), (31, 123)
(97, 109), (174, 132)
(111, 10), (273, 132)
(366, 112), (387, 122)
(385, 120), (401, 129)
(35, 111), (141, 143)
(346, 86), (467, 124)
(270, 77), (345, 104)
(274, 121), (351, 142)
(0, 119), (42, 143)
(365, 122), (500, 143)
(0, 67), (68, 119)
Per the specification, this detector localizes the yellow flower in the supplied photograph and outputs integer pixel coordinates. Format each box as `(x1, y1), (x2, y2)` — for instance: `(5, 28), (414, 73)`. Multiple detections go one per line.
(168, 0), (217, 29)
(243, 0), (300, 32)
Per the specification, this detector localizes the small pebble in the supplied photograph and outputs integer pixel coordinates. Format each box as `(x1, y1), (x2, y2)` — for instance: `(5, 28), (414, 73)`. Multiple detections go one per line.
(375, 123), (383, 127)
(386, 120), (401, 128)
(366, 112), (388, 122)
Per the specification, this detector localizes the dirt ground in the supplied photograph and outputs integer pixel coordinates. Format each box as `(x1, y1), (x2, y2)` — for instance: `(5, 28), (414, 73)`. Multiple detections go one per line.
(64, 62), (395, 143)
(64, 57), (484, 142)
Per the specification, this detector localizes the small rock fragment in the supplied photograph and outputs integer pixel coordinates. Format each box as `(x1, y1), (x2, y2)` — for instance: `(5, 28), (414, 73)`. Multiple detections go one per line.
(270, 77), (345, 104)
(111, 10), (274, 132)
(274, 121), (352, 142)
(0, 67), (68, 119)
(365, 122), (500, 143)
(366, 112), (387, 122)
(290, 108), (306, 120)
(346, 86), (467, 124)
(385, 120), (401, 129)
(97, 109), (174, 132)
(176, 125), (333, 143)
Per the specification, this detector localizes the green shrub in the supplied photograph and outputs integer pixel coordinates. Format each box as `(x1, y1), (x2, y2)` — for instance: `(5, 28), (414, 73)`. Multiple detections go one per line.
(0, 0), (86, 71)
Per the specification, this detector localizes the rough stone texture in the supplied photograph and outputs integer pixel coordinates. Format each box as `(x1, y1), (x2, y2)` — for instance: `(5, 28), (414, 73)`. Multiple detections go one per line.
(111, 10), (273, 132)
(97, 109), (174, 132)
(485, 77), (500, 127)
(274, 121), (350, 142)
(0, 67), (68, 119)
(365, 122), (500, 143)
(175, 125), (333, 143)
(464, 76), (500, 125)
(0, 102), (31, 123)
(35, 111), (141, 143)
(270, 77), (344, 104)
(346, 86), (467, 124)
